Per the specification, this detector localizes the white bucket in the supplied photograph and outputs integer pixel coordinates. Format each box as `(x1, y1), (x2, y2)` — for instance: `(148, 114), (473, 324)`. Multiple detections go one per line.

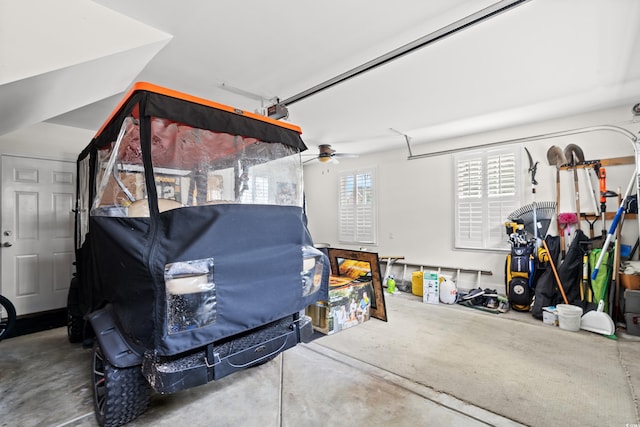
(556, 304), (583, 331)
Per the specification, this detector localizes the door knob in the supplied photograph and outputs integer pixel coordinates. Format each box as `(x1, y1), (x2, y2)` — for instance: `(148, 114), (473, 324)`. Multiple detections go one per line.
(3, 242), (12, 247)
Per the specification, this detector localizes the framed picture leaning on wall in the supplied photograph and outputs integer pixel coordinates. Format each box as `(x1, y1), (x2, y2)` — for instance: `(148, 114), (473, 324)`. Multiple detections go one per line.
(327, 248), (387, 322)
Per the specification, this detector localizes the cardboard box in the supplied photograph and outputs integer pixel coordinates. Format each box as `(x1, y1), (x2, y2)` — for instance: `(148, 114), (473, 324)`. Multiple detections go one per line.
(423, 271), (440, 304)
(621, 274), (640, 290)
(306, 275), (373, 335)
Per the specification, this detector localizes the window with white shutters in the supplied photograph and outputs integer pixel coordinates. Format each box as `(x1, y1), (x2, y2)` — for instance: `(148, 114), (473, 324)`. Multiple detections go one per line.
(339, 169), (377, 245)
(240, 176), (269, 204)
(454, 148), (521, 250)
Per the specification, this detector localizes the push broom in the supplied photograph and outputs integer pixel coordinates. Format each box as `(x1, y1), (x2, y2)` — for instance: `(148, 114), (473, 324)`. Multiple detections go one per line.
(584, 171), (636, 337)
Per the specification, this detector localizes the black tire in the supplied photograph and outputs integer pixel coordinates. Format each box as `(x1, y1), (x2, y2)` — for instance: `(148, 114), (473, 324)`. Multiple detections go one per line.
(67, 311), (84, 343)
(92, 343), (151, 427)
(0, 294), (16, 341)
(249, 354), (278, 368)
(67, 276), (84, 343)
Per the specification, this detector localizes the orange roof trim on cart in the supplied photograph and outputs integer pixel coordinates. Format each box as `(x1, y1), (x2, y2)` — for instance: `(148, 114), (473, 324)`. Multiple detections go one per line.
(94, 82), (302, 139)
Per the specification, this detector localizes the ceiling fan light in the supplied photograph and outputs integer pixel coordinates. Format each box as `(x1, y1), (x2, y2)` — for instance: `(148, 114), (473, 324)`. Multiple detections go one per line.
(318, 155), (332, 163)
(318, 144), (335, 154)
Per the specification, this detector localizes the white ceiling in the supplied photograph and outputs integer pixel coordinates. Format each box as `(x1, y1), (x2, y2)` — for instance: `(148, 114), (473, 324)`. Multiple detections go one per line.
(1, 0), (640, 157)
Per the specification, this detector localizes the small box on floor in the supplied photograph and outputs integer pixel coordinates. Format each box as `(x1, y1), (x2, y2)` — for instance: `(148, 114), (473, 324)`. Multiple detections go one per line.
(306, 275), (373, 335)
(625, 312), (640, 336)
(625, 289), (640, 313)
(423, 271), (439, 304)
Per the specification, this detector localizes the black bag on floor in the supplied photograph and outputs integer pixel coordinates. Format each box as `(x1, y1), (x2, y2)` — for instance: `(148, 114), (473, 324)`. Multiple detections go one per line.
(531, 235), (560, 319)
(558, 229), (589, 305)
(531, 231), (588, 319)
(505, 241), (535, 312)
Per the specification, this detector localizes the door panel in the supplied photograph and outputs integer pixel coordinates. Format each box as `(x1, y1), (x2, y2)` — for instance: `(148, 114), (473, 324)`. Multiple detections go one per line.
(53, 193), (74, 237)
(16, 255), (38, 296)
(2, 155), (75, 315)
(16, 191), (39, 240)
(53, 251), (74, 291)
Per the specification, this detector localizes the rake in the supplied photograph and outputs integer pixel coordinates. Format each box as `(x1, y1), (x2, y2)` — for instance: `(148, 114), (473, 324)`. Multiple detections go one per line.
(508, 201), (557, 239)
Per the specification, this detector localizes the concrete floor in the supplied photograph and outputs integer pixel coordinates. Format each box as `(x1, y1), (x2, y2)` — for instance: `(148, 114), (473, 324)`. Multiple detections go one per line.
(1, 293), (639, 427)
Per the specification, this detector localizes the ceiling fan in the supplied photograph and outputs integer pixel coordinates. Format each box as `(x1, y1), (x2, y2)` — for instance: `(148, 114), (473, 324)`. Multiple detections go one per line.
(303, 144), (358, 164)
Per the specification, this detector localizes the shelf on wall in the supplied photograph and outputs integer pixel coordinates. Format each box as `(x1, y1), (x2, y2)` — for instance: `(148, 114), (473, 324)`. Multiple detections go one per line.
(558, 155), (634, 171)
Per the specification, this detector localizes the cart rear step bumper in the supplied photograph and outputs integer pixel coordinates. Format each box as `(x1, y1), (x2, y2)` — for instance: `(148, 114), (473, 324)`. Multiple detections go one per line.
(142, 316), (312, 394)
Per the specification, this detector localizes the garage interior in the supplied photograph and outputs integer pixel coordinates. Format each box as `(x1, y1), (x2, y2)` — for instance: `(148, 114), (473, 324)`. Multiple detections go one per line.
(2, 1), (640, 426)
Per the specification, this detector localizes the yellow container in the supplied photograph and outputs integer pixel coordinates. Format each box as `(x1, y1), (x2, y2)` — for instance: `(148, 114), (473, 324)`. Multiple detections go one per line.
(412, 271), (424, 296)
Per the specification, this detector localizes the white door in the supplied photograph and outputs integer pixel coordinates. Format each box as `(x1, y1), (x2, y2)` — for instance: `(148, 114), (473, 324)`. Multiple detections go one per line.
(1, 155), (75, 315)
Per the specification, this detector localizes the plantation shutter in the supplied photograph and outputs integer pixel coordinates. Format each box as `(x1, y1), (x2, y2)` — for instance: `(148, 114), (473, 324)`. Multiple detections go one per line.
(456, 157), (483, 247)
(455, 149), (520, 250)
(339, 169), (377, 245)
(486, 152), (519, 249)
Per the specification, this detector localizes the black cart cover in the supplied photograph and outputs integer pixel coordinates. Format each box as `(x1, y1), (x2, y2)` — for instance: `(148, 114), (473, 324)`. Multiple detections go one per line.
(75, 83), (328, 356)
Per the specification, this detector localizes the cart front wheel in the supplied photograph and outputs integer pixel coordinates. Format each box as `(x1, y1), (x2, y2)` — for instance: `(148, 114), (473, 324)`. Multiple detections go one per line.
(92, 343), (151, 427)
(0, 294), (16, 341)
(67, 311), (84, 343)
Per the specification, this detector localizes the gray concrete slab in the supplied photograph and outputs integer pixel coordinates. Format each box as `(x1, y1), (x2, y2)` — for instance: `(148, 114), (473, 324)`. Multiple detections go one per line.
(0, 326), (516, 427)
(316, 293), (640, 427)
(1, 292), (638, 427)
(0, 327), (91, 427)
(292, 344), (523, 427)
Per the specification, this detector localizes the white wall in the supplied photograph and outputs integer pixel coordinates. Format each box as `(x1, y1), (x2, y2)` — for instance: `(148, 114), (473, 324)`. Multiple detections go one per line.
(304, 106), (640, 293)
(0, 122), (93, 161)
(2, 110), (638, 294)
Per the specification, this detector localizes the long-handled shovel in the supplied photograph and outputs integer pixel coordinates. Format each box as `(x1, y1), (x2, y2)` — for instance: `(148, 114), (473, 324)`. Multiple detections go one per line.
(547, 146), (566, 252)
(564, 145), (584, 231)
(573, 166), (582, 232)
(583, 167), (600, 238)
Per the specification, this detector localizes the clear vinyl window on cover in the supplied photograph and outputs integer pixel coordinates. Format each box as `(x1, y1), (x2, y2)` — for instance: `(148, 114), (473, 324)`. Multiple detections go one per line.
(165, 258), (216, 335)
(148, 117), (303, 208)
(77, 155), (91, 247)
(90, 116), (303, 217)
(91, 117), (148, 216)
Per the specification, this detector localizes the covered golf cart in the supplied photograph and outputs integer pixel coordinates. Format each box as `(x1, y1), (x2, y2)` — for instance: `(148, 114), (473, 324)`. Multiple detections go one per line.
(67, 82), (329, 426)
